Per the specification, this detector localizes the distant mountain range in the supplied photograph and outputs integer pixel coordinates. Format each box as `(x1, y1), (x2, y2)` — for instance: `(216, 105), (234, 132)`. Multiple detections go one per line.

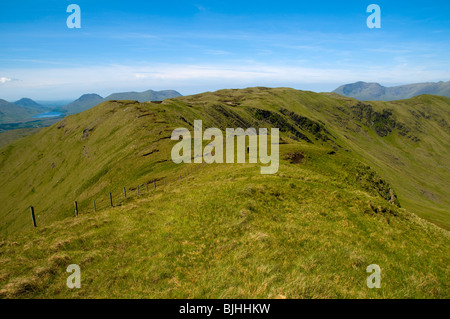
(0, 98), (50, 124)
(62, 89), (182, 115)
(13, 98), (48, 111)
(1, 88), (449, 299)
(104, 89), (182, 102)
(333, 81), (450, 101)
(62, 93), (104, 115)
(0, 89), (183, 126)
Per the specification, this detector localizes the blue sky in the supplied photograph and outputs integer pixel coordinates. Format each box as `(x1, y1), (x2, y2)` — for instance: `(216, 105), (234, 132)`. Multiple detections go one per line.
(0, 0), (449, 100)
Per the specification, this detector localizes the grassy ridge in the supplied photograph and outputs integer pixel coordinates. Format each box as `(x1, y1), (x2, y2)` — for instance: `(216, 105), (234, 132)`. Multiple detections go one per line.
(1, 144), (448, 298)
(171, 88), (450, 228)
(0, 87), (448, 298)
(0, 88), (449, 232)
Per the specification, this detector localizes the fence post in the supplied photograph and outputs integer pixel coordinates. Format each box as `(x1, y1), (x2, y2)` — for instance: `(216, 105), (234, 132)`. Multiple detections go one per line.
(30, 206), (37, 227)
(74, 201), (78, 217)
(109, 193), (113, 207)
(93, 200), (96, 212)
(123, 187), (126, 198)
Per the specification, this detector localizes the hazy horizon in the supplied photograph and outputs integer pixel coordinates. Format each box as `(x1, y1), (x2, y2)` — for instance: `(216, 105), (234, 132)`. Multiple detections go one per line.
(3, 80), (450, 103)
(1, 0), (449, 100)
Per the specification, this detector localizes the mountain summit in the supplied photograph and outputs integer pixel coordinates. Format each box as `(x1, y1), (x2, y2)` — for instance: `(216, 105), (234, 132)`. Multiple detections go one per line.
(333, 81), (450, 101)
(103, 89), (182, 102)
(13, 98), (47, 110)
(62, 93), (104, 114)
(62, 89), (182, 115)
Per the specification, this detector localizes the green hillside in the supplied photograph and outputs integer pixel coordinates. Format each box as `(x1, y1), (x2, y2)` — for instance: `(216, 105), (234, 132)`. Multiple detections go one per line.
(0, 99), (38, 124)
(0, 87), (448, 298)
(0, 128), (41, 149)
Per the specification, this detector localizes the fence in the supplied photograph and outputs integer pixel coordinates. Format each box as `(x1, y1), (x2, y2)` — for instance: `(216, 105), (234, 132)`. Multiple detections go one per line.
(28, 162), (205, 228)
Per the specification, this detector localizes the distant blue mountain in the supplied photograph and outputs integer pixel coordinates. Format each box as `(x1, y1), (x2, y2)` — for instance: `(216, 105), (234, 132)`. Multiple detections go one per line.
(333, 81), (450, 101)
(62, 89), (182, 115)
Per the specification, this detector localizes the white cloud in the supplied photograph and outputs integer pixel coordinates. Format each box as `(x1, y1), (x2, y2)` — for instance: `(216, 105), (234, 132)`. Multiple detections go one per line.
(0, 62), (448, 99)
(0, 77), (12, 84)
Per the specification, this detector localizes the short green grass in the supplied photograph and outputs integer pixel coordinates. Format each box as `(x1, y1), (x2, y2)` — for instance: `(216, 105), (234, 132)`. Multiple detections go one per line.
(0, 87), (449, 298)
(0, 128), (41, 149)
(1, 88), (449, 231)
(1, 146), (448, 298)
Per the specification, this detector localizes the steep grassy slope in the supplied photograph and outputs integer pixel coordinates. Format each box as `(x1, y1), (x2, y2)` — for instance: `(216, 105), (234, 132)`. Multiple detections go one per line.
(1, 144), (448, 298)
(0, 87), (448, 298)
(339, 95), (450, 228)
(0, 87), (449, 234)
(0, 100), (181, 234)
(172, 88), (450, 228)
(0, 128), (41, 149)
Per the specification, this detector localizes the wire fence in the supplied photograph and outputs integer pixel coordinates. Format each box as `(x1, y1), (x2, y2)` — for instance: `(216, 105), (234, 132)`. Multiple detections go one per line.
(28, 162), (206, 228)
